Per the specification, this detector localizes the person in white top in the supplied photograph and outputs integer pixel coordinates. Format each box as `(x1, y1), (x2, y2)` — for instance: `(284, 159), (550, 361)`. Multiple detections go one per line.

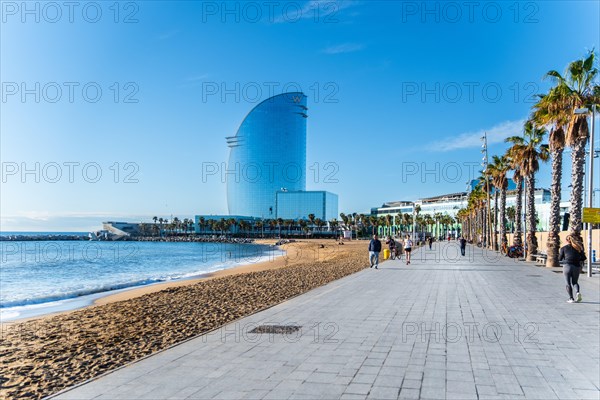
(404, 235), (413, 265)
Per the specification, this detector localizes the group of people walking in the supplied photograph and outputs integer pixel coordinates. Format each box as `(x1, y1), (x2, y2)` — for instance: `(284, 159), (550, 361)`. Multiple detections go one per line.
(368, 232), (586, 304)
(368, 234), (412, 268)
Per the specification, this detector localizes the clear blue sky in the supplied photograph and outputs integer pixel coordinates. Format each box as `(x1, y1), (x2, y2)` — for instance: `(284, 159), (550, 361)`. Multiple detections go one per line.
(1, 0), (599, 231)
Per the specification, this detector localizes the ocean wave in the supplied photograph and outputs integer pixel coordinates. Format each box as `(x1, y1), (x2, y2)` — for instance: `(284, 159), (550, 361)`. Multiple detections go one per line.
(0, 251), (282, 310)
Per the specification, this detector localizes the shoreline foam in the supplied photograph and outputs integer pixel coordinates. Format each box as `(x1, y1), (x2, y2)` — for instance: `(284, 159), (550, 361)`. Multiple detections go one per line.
(1, 244), (284, 322)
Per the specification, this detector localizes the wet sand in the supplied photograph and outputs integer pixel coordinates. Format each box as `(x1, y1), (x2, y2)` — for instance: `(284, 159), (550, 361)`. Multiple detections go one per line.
(0, 239), (371, 399)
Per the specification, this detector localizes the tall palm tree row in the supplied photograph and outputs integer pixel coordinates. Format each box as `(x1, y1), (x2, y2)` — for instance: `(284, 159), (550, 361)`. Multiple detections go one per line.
(488, 155), (511, 253)
(545, 51), (599, 244)
(457, 187), (486, 243)
(532, 85), (569, 267)
(476, 173), (494, 248)
(506, 120), (549, 261)
(464, 51), (597, 260)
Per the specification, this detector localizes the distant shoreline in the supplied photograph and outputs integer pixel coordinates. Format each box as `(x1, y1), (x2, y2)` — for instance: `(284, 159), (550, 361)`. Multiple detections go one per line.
(0, 234), (87, 241)
(0, 234), (260, 243)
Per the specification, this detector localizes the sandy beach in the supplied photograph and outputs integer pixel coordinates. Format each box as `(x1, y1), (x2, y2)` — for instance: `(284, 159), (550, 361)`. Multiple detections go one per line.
(0, 239), (373, 399)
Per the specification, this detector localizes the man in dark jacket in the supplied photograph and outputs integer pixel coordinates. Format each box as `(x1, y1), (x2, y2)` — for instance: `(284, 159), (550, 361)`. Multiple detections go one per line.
(369, 234), (382, 269)
(459, 237), (467, 256)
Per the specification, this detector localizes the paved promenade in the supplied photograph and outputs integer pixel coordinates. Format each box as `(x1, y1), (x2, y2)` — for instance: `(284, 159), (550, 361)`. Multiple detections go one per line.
(53, 243), (600, 400)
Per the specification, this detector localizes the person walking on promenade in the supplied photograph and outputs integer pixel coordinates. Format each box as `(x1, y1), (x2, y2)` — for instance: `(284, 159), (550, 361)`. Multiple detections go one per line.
(459, 237), (467, 256)
(427, 236), (433, 250)
(559, 234), (586, 303)
(386, 236), (397, 259)
(404, 235), (413, 265)
(369, 234), (382, 269)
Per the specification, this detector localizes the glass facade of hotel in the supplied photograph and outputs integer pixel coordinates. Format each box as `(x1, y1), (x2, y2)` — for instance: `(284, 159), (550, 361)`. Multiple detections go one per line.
(226, 92), (308, 218)
(276, 191), (338, 220)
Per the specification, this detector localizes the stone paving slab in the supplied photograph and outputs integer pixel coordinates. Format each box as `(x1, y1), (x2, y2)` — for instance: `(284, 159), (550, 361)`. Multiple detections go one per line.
(52, 243), (600, 400)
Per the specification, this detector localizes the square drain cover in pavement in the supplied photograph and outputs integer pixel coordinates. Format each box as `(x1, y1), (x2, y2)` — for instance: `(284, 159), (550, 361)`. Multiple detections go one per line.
(249, 325), (302, 334)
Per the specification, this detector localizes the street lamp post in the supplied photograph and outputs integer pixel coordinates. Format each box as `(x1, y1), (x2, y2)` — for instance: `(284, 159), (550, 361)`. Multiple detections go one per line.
(481, 133), (492, 249)
(412, 204), (416, 243)
(576, 105), (597, 277)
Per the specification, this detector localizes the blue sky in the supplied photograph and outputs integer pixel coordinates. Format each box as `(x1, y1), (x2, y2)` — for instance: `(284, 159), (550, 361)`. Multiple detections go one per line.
(1, 0), (599, 231)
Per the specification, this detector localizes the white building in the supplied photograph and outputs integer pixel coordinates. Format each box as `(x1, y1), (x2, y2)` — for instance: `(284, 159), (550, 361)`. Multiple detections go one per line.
(371, 188), (569, 237)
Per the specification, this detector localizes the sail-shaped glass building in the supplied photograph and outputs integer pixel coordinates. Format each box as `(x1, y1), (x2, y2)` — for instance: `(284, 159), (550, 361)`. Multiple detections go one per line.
(226, 92), (309, 218)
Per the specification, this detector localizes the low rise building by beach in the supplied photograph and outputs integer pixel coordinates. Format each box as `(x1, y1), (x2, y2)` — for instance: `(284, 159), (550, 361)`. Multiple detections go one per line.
(371, 186), (570, 238)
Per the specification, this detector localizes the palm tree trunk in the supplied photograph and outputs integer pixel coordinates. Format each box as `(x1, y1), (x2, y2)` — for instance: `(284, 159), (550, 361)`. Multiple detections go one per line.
(546, 148), (563, 268)
(500, 188), (507, 253)
(514, 176), (523, 246)
(480, 207), (486, 245)
(526, 173), (538, 261)
(569, 137), (587, 242)
(494, 190), (499, 251)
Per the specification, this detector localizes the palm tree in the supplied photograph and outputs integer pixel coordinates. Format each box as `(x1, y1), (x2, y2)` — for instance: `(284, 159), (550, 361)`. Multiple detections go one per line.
(369, 215), (377, 235)
(182, 218), (188, 234)
(545, 51), (600, 244)
(384, 214), (392, 237)
(255, 219), (263, 238)
(506, 206), (516, 233)
(476, 173), (494, 248)
(394, 213), (402, 233)
(488, 155), (511, 253)
(308, 213), (316, 232)
(441, 215), (455, 238)
(533, 86), (570, 267)
(339, 213), (348, 228)
(268, 219), (277, 238)
(237, 220), (246, 237)
(329, 218), (339, 235)
(506, 120), (549, 261)
(466, 187), (486, 243)
(456, 208), (468, 238)
(423, 214), (433, 236)
(152, 216), (158, 236)
(355, 214), (365, 238)
(284, 219), (294, 236)
(197, 217), (205, 235)
(315, 218), (325, 233)
(433, 212), (443, 239)
(296, 219), (305, 237)
(402, 213), (412, 234)
(158, 217), (164, 236)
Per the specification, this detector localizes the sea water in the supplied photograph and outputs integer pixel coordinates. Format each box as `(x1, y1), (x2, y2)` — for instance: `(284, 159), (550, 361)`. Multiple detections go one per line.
(0, 237), (281, 321)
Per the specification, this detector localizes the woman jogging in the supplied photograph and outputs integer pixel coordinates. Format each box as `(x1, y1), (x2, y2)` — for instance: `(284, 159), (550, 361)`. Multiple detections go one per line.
(404, 235), (413, 265)
(559, 234), (586, 303)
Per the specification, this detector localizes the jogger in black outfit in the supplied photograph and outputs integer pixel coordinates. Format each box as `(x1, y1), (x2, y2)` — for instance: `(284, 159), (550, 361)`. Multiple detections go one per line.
(559, 234), (586, 303)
